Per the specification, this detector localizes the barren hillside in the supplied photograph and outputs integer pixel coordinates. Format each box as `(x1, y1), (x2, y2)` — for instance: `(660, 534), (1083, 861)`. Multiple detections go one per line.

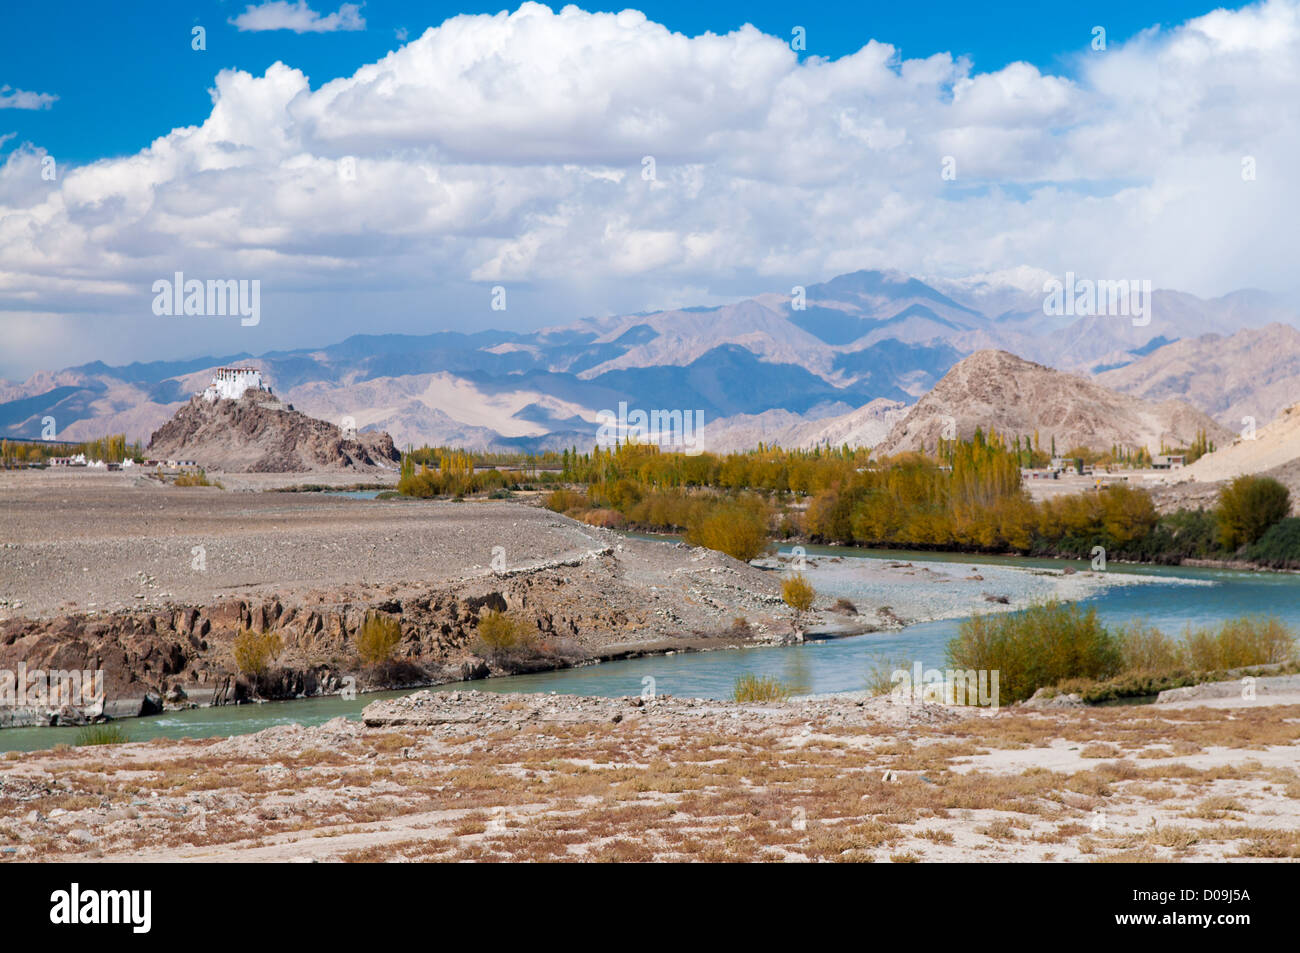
(147, 389), (401, 472)
(875, 350), (1231, 456)
(698, 398), (909, 452)
(1095, 323), (1300, 427)
(1160, 402), (1300, 511)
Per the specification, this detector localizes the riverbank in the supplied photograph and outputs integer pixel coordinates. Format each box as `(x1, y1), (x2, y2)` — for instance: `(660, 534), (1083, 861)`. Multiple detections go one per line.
(759, 532), (1298, 576)
(3, 688), (1296, 862)
(0, 469), (815, 729)
(0, 469), (1235, 734)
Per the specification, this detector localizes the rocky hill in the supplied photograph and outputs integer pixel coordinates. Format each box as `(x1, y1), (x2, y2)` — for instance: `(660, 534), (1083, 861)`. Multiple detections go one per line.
(1094, 323), (1300, 428)
(697, 398), (908, 453)
(147, 389), (401, 472)
(874, 350), (1232, 456)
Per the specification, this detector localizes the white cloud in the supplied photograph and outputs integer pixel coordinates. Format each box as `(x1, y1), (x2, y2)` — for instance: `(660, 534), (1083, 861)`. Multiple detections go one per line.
(0, 86), (58, 110)
(2, 0), (1298, 376)
(229, 1), (365, 34)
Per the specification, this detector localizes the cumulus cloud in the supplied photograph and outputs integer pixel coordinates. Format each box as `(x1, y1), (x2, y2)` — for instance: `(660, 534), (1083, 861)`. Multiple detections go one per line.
(2, 0), (1298, 374)
(0, 85), (58, 110)
(229, 1), (366, 34)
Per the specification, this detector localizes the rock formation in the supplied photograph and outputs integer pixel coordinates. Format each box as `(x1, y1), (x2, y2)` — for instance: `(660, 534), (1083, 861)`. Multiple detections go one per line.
(875, 350), (1232, 456)
(146, 388), (401, 472)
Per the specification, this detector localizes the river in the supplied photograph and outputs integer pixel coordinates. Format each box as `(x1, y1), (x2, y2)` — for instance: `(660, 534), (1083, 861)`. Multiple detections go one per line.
(3, 542), (1297, 752)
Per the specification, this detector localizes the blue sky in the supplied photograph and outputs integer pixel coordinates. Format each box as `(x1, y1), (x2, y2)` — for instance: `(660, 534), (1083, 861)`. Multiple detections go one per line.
(1, 0), (1294, 378)
(3, 1), (1244, 164)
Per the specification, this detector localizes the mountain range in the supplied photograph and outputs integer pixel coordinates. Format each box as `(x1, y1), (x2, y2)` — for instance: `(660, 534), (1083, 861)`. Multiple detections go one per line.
(3, 269), (1296, 452)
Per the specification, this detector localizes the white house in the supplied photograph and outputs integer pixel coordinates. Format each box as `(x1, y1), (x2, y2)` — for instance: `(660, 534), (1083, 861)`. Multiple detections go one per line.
(202, 367), (264, 402)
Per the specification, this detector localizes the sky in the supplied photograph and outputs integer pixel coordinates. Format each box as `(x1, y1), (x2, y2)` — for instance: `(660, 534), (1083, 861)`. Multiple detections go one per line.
(1, 0), (1296, 378)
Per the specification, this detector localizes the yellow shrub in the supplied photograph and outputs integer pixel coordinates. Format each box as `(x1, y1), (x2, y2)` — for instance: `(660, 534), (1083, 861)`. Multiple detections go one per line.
(1116, 622), (1186, 673)
(477, 609), (533, 651)
(1183, 616), (1296, 670)
(781, 573), (815, 612)
(733, 674), (790, 702)
(686, 498), (770, 562)
(174, 469), (220, 488)
(357, 614), (403, 666)
(232, 628), (283, 675)
(544, 489), (588, 513)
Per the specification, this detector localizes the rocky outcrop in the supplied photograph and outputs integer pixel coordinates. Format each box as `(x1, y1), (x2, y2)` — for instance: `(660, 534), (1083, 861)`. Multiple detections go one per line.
(697, 398), (909, 453)
(0, 588), (515, 725)
(0, 550), (791, 726)
(1094, 323), (1300, 429)
(146, 388), (401, 472)
(875, 349), (1232, 456)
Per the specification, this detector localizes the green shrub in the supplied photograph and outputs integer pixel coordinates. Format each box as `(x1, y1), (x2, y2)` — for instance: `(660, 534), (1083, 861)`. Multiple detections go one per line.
(865, 656), (906, 697)
(232, 628), (284, 676)
(1053, 670), (1200, 704)
(781, 573), (816, 612)
(733, 674), (790, 702)
(947, 601), (1121, 704)
(590, 478), (642, 511)
(1245, 517), (1300, 568)
(1183, 616), (1296, 670)
(1217, 476), (1290, 550)
(76, 723), (127, 746)
(357, 614), (403, 667)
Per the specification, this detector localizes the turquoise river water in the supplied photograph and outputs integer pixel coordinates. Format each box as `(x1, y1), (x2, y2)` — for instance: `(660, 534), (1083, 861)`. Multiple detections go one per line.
(3, 539), (1297, 752)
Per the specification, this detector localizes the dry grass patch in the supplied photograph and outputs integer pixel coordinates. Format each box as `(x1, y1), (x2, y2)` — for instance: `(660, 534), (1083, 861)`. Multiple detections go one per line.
(1079, 743), (1123, 759)
(1185, 796), (1248, 820)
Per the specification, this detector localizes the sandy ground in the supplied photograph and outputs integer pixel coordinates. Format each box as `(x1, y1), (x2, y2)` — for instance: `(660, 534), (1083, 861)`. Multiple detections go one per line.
(0, 469), (660, 620)
(3, 689), (1297, 863)
(1155, 674), (1300, 710)
(2, 468), (1187, 625)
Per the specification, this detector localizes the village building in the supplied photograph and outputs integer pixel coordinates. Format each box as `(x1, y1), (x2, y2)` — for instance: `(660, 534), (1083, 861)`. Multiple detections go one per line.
(1049, 456), (1083, 474)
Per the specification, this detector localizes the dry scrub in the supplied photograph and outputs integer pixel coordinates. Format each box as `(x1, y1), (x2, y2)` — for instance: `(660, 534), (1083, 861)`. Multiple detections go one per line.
(3, 692), (1298, 863)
